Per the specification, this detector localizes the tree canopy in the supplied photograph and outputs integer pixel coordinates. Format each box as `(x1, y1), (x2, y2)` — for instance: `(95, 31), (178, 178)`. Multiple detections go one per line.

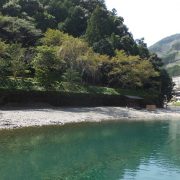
(0, 0), (174, 102)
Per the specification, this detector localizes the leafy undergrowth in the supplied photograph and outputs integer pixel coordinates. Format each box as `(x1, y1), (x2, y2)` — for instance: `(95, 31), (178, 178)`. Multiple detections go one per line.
(0, 77), (158, 99)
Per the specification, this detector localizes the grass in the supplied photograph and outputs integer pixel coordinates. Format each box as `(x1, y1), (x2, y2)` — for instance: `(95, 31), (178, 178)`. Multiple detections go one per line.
(0, 77), (158, 99)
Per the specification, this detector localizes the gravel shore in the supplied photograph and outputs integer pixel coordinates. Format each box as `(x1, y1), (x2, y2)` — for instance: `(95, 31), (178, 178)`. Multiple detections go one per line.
(0, 106), (180, 129)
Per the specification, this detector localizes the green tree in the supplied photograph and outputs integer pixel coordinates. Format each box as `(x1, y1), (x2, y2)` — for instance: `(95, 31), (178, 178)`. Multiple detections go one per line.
(18, 0), (56, 31)
(78, 52), (104, 84)
(93, 38), (115, 57)
(8, 43), (26, 79)
(35, 11), (56, 32)
(62, 68), (81, 83)
(80, 0), (105, 13)
(0, 40), (10, 80)
(19, 0), (44, 17)
(159, 69), (174, 103)
(47, 1), (68, 23)
(148, 53), (163, 70)
(42, 29), (69, 46)
(58, 37), (90, 69)
(119, 35), (137, 55)
(2, 0), (22, 17)
(33, 46), (65, 89)
(59, 6), (87, 37)
(136, 38), (149, 58)
(0, 15), (42, 45)
(108, 51), (159, 88)
(85, 6), (113, 45)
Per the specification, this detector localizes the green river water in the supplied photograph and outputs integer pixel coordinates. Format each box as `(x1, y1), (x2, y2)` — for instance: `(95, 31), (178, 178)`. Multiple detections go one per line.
(0, 120), (180, 180)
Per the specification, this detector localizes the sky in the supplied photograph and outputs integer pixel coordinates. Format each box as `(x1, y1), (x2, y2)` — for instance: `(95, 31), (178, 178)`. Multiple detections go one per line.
(105, 0), (180, 47)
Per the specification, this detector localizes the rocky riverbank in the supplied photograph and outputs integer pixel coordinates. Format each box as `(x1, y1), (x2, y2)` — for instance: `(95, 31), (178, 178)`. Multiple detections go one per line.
(0, 106), (180, 129)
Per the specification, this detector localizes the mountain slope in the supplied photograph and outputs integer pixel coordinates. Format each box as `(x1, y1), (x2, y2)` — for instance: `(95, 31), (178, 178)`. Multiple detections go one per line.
(149, 34), (180, 76)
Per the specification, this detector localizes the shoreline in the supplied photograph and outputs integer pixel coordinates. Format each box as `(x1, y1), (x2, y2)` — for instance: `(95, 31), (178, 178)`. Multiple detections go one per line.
(0, 106), (180, 129)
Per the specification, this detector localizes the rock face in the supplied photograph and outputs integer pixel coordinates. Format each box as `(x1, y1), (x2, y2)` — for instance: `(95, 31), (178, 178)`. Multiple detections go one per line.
(149, 34), (180, 76)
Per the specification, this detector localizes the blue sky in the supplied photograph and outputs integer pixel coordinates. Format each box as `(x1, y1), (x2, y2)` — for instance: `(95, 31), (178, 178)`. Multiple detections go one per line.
(105, 0), (180, 46)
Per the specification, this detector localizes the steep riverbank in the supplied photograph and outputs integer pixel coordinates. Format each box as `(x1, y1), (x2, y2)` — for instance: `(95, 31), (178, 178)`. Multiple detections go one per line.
(0, 106), (180, 129)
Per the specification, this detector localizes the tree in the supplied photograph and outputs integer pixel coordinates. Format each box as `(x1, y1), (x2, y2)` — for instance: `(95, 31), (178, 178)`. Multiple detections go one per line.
(0, 40), (9, 59)
(33, 46), (65, 89)
(42, 29), (69, 46)
(80, 0), (105, 14)
(148, 53), (163, 71)
(159, 69), (174, 103)
(19, 0), (44, 17)
(0, 15), (42, 45)
(112, 16), (127, 36)
(62, 68), (81, 83)
(108, 51), (159, 88)
(77, 52), (104, 84)
(42, 30), (99, 84)
(119, 35), (137, 55)
(58, 37), (90, 69)
(93, 38), (115, 57)
(136, 38), (149, 58)
(8, 43), (26, 79)
(35, 11), (56, 32)
(0, 0), (7, 10)
(0, 40), (10, 80)
(85, 6), (113, 45)
(59, 6), (87, 37)
(47, 1), (68, 23)
(19, 0), (56, 31)
(2, 0), (22, 17)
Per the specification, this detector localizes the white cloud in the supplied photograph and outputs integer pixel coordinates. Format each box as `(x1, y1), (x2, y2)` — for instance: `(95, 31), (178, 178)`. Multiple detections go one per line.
(105, 0), (180, 46)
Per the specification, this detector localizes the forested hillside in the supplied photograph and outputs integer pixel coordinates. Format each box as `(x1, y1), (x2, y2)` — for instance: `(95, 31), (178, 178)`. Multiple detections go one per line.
(149, 34), (180, 77)
(0, 0), (173, 101)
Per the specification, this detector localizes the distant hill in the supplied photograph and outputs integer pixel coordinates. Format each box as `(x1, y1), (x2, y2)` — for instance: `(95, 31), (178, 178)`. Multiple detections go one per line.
(149, 34), (180, 76)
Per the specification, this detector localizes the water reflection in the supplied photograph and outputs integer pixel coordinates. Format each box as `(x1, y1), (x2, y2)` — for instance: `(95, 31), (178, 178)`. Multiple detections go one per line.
(0, 121), (179, 179)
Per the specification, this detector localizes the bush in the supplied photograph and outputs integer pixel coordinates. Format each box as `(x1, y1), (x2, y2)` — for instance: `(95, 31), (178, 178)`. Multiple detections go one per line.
(33, 46), (65, 89)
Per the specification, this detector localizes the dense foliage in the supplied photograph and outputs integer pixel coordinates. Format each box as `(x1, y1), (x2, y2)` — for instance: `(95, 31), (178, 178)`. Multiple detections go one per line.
(0, 0), (174, 102)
